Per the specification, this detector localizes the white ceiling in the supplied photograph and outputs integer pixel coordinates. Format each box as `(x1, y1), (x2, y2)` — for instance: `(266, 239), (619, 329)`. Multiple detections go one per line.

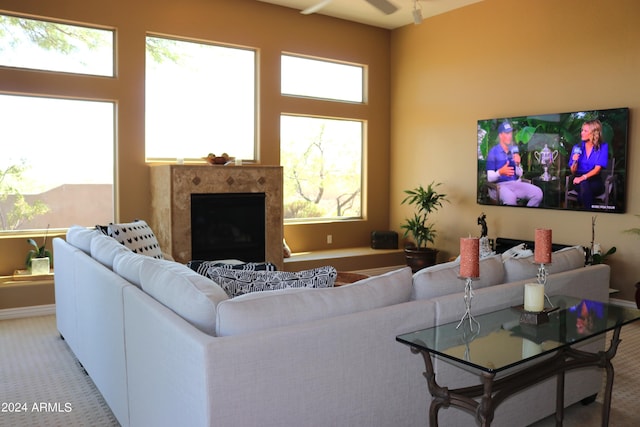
(256, 0), (483, 30)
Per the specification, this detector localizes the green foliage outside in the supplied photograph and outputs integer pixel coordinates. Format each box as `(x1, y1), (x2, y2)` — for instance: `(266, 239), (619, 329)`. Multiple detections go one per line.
(0, 161), (50, 231)
(0, 15), (177, 65)
(282, 122), (361, 220)
(0, 15), (179, 232)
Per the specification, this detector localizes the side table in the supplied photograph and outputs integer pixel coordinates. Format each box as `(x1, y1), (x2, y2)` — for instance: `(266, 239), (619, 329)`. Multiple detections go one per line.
(396, 296), (640, 426)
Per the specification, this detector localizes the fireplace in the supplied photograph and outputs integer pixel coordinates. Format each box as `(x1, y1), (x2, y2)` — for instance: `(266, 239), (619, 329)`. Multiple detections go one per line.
(149, 164), (283, 269)
(191, 193), (266, 262)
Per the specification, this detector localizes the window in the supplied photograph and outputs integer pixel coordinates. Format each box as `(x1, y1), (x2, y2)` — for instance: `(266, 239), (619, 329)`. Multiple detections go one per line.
(0, 14), (115, 232)
(0, 14), (114, 76)
(280, 115), (362, 221)
(0, 94), (114, 231)
(280, 55), (365, 221)
(145, 36), (256, 161)
(281, 54), (363, 103)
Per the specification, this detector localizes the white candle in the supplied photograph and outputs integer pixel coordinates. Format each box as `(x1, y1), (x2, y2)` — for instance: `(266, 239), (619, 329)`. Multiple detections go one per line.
(524, 283), (545, 312)
(522, 338), (543, 358)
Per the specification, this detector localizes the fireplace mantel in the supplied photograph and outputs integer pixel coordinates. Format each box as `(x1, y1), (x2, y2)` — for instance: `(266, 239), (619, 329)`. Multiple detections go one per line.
(149, 164), (284, 269)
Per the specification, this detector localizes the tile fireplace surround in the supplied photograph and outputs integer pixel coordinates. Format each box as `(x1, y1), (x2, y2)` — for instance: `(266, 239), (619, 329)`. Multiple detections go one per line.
(149, 164), (284, 269)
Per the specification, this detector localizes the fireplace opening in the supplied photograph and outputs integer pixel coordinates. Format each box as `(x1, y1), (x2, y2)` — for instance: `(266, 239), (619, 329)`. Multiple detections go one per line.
(191, 192), (266, 262)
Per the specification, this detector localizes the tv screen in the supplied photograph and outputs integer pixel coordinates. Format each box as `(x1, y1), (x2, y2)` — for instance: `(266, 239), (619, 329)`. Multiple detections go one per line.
(477, 107), (628, 213)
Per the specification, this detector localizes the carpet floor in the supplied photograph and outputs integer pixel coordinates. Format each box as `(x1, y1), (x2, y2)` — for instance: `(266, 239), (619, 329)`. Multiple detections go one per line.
(1, 314), (638, 426)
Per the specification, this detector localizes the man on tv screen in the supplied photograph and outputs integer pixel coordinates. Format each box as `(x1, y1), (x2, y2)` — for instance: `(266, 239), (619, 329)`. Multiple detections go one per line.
(486, 122), (543, 207)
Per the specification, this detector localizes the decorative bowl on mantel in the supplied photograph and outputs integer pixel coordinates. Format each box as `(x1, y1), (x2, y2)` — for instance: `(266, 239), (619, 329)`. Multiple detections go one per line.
(203, 152), (237, 165)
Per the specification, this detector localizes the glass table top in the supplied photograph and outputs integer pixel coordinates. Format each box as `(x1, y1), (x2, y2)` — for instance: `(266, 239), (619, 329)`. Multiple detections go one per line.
(396, 295), (640, 374)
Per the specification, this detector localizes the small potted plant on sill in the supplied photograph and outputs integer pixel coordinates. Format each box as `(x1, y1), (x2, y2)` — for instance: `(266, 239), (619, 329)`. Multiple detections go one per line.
(25, 226), (53, 275)
(400, 181), (449, 273)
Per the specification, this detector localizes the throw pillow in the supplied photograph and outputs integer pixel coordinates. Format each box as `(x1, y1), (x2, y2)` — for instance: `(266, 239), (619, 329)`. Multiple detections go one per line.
(107, 219), (164, 259)
(501, 243), (533, 261)
(187, 260), (277, 274)
(201, 265), (337, 298)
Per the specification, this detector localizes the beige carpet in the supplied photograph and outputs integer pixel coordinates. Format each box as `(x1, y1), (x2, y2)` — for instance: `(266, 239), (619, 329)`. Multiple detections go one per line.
(1, 314), (639, 427)
(531, 320), (640, 427)
(0, 315), (118, 426)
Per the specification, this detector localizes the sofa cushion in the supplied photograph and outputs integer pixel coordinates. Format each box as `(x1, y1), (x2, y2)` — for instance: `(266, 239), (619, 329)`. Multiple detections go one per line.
(107, 219), (163, 259)
(216, 266), (413, 336)
(66, 225), (101, 254)
(90, 233), (132, 269)
(503, 245), (585, 283)
(139, 258), (229, 336)
(113, 250), (146, 288)
(201, 265), (337, 298)
(411, 254), (505, 301)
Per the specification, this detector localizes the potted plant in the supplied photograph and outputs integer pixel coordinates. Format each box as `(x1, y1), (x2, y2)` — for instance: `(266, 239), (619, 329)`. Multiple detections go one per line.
(25, 226), (53, 275)
(400, 181), (449, 272)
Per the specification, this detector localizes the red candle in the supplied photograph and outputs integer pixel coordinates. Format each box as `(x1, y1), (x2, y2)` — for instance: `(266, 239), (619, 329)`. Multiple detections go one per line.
(534, 229), (552, 264)
(460, 237), (480, 278)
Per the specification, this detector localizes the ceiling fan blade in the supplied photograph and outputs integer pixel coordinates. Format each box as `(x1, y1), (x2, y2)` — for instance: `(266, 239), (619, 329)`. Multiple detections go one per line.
(364, 0), (399, 15)
(301, 0), (333, 15)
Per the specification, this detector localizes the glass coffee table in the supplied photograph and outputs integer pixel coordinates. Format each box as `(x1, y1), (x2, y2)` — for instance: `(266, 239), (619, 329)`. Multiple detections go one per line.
(396, 295), (640, 427)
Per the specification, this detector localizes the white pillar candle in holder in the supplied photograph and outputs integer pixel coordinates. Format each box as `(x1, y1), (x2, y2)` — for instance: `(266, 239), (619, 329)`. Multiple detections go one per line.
(522, 338), (543, 358)
(524, 283), (545, 312)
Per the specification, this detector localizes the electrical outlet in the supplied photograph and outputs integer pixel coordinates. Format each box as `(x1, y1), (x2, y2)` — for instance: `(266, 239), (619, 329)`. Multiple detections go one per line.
(327, 234), (332, 244)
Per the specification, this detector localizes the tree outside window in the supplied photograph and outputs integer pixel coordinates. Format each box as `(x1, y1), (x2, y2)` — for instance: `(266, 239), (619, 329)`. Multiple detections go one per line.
(281, 115), (362, 221)
(0, 14), (115, 231)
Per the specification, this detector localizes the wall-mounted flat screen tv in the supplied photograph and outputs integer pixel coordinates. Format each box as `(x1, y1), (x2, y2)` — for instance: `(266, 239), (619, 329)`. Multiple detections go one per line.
(477, 107), (628, 213)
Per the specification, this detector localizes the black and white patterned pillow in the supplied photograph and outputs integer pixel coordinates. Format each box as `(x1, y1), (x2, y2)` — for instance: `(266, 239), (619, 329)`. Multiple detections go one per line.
(107, 220), (164, 259)
(187, 261), (277, 275)
(201, 265), (337, 298)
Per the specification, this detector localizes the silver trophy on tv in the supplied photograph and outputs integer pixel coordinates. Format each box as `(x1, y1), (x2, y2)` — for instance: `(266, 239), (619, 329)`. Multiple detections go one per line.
(534, 144), (559, 181)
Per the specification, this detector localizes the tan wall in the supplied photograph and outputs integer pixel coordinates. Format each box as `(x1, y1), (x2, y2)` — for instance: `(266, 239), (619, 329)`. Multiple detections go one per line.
(0, 0), (391, 277)
(390, 0), (640, 301)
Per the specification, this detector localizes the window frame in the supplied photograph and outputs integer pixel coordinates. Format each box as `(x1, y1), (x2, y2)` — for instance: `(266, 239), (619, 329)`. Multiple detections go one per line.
(0, 12), (117, 235)
(280, 53), (365, 104)
(280, 52), (368, 224)
(144, 33), (259, 163)
(0, 12), (116, 77)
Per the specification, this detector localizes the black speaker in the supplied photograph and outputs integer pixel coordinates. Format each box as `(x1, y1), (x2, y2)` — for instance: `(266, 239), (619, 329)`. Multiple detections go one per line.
(371, 231), (398, 249)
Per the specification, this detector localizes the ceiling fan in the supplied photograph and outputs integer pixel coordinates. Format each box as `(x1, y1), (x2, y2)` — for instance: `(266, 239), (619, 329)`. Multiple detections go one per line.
(301, 0), (399, 16)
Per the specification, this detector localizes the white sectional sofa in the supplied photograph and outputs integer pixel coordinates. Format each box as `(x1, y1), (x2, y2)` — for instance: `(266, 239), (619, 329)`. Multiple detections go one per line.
(53, 226), (610, 427)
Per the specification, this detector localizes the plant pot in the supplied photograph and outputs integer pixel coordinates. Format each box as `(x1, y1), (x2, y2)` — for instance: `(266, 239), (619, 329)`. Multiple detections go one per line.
(30, 257), (50, 275)
(404, 247), (438, 273)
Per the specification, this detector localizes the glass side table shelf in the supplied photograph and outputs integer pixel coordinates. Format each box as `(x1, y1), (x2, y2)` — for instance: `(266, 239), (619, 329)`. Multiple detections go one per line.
(396, 295), (640, 427)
